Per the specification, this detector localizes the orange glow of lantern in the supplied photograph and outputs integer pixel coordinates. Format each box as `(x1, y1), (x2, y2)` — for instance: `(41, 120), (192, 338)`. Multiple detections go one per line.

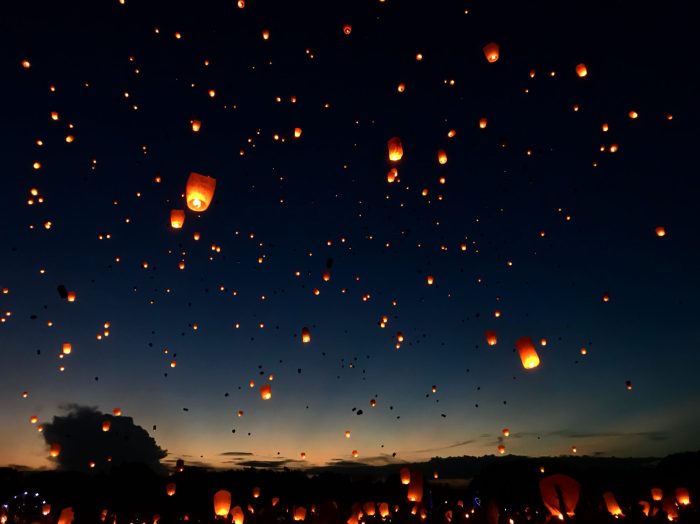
(575, 63), (588, 77)
(484, 330), (497, 346)
(400, 467), (411, 485)
(301, 327), (311, 343)
(479, 118), (488, 129)
(603, 492), (623, 516)
(49, 443), (61, 457)
(213, 490), (232, 517)
(166, 483), (176, 496)
(676, 487), (690, 505)
(437, 149), (448, 165)
(171, 210), (185, 229)
(516, 336), (540, 369)
(260, 384), (272, 400)
(186, 172), (217, 212)
(102, 420), (111, 432)
(387, 137), (403, 162)
(482, 42), (500, 63)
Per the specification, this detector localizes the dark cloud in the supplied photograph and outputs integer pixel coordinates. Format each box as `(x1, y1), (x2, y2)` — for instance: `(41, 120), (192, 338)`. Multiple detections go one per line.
(42, 405), (166, 473)
(545, 430), (669, 441)
(236, 459), (301, 468)
(411, 439), (477, 454)
(219, 451), (254, 456)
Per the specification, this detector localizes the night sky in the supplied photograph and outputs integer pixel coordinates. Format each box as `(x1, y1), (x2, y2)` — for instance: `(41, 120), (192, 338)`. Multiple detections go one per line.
(1, 0), (698, 471)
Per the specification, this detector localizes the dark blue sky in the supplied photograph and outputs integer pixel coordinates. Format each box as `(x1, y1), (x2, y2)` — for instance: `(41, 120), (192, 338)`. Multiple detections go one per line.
(1, 0), (698, 469)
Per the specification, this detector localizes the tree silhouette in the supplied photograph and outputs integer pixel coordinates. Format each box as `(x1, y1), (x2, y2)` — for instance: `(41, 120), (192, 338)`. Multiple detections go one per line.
(41, 405), (167, 473)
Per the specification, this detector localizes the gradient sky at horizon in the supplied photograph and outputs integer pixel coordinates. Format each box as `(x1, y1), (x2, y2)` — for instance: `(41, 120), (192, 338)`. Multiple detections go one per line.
(1, 0), (699, 470)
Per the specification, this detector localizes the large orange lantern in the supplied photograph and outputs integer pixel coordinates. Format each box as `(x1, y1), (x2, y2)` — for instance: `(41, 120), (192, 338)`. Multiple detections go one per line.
(231, 506), (245, 524)
(186, 172), (217, 212)
(575, 63), (588, 77)
(260, 384), (272, 400)
(602, 492), (623, 516)
(57, 508), (74, 524)
(482, 42), (500, 63)
(387, 137), (403, 162)
(171, 210), (185, 229)
(651, 487), (663, 501)
(407, 472), (423, 502)
(539, 474), (580, 519)
(213, 490), (232, 517)
(516, 336), (540, 369)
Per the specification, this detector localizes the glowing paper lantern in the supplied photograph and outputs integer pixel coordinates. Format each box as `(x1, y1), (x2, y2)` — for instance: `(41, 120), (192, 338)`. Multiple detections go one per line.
(400, 467), (411, 485)
(301, 327), (311, 343)
(676, 487), (690, 505)
(516, 336), (540, 369)
(576, 63), (588, 77)
(57, 507), (74, 524)
(252, 487), (260, 498)
(539, 474), (580, 519)
(166, 483), (176, 496)
(482, 42), (500, 63)
(502, 428), (510, 437)
(260, 384), (272, 400)
(62, 343), (72, 355)
(379, 503), (389, 518)
(407, 472), (423, 502)
(42, 503), (51, 516)
(186, 172), (217, 212)
(231, 506), (245, 524)
(293, 507), (307, 521)
(437, 149), (448, 165)
(294, 127), (302, 138)
(171, 210), (185, 229)
(213, 490), (232, 517)
(387, 137), (403, 162)
(343, 24), (352, 35)
(49, 443), (61, 457)
(191, 120), (201, 132)
(603, 492), (624, 516)
(655, 226), (666, 237)
(497, 445), (506, 455)
(479, 118), (488, 129)
(484, 330), (497, 346)
(102, 420), (111, 432)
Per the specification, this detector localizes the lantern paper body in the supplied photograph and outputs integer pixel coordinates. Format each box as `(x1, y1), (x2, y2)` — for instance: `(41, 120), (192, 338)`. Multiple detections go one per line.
(576, 63), (588, 77)
(232, 506), (245, 524)
(42, 504), (51, 516)
(516, 336), (540, 369)
(387, 137), (403, 162)
(407, 472), (423, 502)
(483, 42), (500, 63)
(213, 490), (232, 517)
(638, 501), (650, 516)
(651, 488), (663, 501)
(484, 330), (497, 346)
(539, 474), (581, 519)
(400, 467), (411, 485)
(301, 327), (311, 343)
(49, 443), (61, 457)
(676, 487), (690, 505)
(379, 503), (389, 518)
(171, 209), (185, 229)
(166, 483), (176, 496)
(186, 172), (217, 212)
(102, 420), (111, 432)
(57, 507), (74, 524)
(293, 507), (307, 521)
(363, 502), (375, 517)
(260, 384), (272, 400)
(252, 487), (261, 498)
(664, 496), (679, 519)
(437, 150), (448, 165)
(603, 491), (623, 516)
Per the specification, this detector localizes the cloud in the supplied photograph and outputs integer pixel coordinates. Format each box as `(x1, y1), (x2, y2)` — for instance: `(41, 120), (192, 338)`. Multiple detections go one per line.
(545, 429), (668, 441)
(411, 439), (477, 454)
(41, 405), (166, 473)
(219, 451), (254, 456)
(236, 459), (303, 468)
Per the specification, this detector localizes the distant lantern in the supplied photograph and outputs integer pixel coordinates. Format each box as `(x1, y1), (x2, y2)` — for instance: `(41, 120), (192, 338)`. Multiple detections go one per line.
(516, 336), (540, 369)
(293, 507), (306, 521)
(400, 467), (411, 485)
(191, 120), (201, 132)
(651, 488), (663, 501)
(479, 117), (488, 129)
(628, 110), (638, 119)
(387, 137), (403, 162)
(502, 428), (510, 437)
(497, 445), (506, 455)
(484, 330), (497, 346)
(540, 474), (581, 520)
(102, 420), (111, 432)
(379, 503), (390, 518)
(213, 490), (232, 517)
(113, 407), (122, 416)
(426, 275), (434, 285)
(370, 398), (377, 407)
(62, 343), (72, 355)
(186, 172), (217, 212)
(676, 487), (690, 505)
(260, 384), (272, 400)
(294, 127), (302, 138)
(363, 502), (375, 516)
(387, 168), (398, 183)
(654, 226), (666, 237)
(437, 149), (448, 165)
(482, 42), (500, 63)
(301, 327), (311, 343)
(603, 492), (624, 516)
(170, 209), (185, 229)
(176, 458), (184, 472)
(30, 415), (38, 424)
(49, 443), (61, 457)
(343, 24), (352, 35)
(67, 291), (76, 302)
(252, 487), (261, 498)
(262, 29), (270, 40)
(352, 450), (359, 458)
(397, 83), (406, 93)
(345, 430), (351, 438)
(166, 483), (176, 496)
(575, 63), (588, 77)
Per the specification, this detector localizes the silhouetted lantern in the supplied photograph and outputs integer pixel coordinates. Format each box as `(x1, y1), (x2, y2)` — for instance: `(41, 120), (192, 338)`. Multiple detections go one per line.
(603, 492), (623, 516)
(214, 490), (232, 517)
(166, 483), (176, 496)
(171, 210), (185, 229)
(516, 336), (540, 369)
(301, 327), (311, 343)
(186, 172), (217, 212)
(387, 137), (403, 162)
(260, 384), (272, 400)
(482, 42), (500, 63)
(539, 474), (580, 519)
(576, 63), (588, 77)
(400, 467), (411, 485)
(484, 330), (497, 346)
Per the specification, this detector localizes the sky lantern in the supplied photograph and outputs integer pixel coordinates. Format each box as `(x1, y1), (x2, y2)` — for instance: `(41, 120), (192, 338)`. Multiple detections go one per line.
(166, 483), (176, 496)
(676, 487), (690, 505)
(260, 384), (272, 399)
(575, 63), (588, 77)
(102, 420), (111, 432)
(502, 428), (510, 437)
(67, 291), (76, 302)
(186, 172), (217, 212)
(49, 443), (61, 457)
(663, 497), (679, 520)
(345, 430), (351, 438)
(378, 503), (389, 518)
(387, 168), (398, 183)
(294, 127), (302, 138)
(343, 24), (352, 35)
(651, 488), (663, 501)
(426, 275), (434, 285)
(214, 490), (232, 517)
(301, 327), (311, 343)
(638, 500), (650, 516)
(407, 471), (423, 502)
(262, 29), (270, 40)
(252, 487), (261, 498)
(482, 42), (500, 62)
(170, 210), (185, 229)
(655, 226), (666, 237)
(397, 83), (405, 93)
(42, 504), (51, 516)
(62, 343), (72, 355)
(352, 449), (359, 458)
(231, 506), (245, 524)
(629, 110), (638, 119)
(176, 458), (184, 472)
(603, 492), (624, 516)
(516, 336), (540, 369)
(497, 444), (506, 454)
(191, 120), (201, 132)
(484, 330), (497, 346)
(113, 407), (122, 416)
(387, 137), (403, 162)
(363, 502), (375, 516)
(479, 117), (488, 129)
(293, 507), (306, 521)
(30, 415), (38, 424)
(437, 149), (448, 164)
(57, 508), (74, 524)
(539, 474), (580, 519)
(400, 467), (411, 485)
